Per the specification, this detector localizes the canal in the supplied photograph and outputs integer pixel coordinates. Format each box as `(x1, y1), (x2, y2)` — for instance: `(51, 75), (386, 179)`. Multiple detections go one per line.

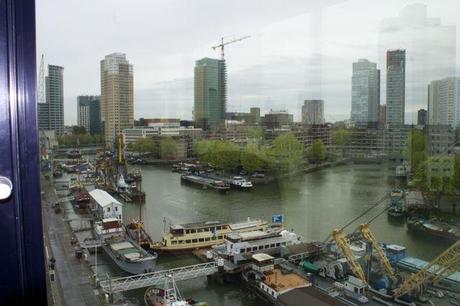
(122, 163), (450, 305)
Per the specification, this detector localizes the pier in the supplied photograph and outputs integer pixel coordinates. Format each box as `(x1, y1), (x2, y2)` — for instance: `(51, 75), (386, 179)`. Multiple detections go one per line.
(99, 261), (220, 294)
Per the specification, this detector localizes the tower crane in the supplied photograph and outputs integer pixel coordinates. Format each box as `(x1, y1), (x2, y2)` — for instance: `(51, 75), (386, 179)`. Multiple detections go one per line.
(359, 224), (397, 282)
(393, 239), (460, 299)
(331, 229), (367, 283)
(212, 35), (250, 60)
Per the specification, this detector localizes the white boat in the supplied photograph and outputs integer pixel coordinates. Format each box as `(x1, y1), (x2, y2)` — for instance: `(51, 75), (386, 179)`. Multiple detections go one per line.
(231, 176), (253, 189)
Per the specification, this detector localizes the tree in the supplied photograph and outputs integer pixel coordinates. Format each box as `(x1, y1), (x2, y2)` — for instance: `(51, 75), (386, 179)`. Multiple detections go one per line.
(403, 129), (427, 171)
(72, 125), (86, 135)
(160, 137), (177, 159)
(269, 133), (304, 172)
(241, 143), (267, 173)
(308, 139), (326, 164)
(331, 129), (351, 157)
(130, 138), (158, 156)
(248, 127), (264, 144)
(212, 141), (241, 171)
(453, 154), (460, 189)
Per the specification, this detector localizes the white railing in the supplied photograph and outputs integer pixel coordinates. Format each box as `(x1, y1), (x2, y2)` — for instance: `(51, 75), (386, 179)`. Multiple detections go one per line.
(100, 261), (219, 294)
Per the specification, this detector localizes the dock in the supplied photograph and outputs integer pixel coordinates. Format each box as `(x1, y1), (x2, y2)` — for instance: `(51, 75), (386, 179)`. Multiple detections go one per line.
(42, 177), (102, 306)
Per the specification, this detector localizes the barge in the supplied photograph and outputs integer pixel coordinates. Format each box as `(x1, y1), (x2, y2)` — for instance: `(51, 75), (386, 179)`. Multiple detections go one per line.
(180, 174), (230, 193)
(94, 218), (157, 274)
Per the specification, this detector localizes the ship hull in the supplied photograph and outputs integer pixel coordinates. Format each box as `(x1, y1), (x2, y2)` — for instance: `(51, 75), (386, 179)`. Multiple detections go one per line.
(101, 242), (157, 274)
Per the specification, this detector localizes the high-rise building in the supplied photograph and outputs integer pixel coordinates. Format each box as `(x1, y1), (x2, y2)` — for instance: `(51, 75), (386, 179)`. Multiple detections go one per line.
(379, 4), (456, 115)
(350, 59), (380, 124)
(37, 65), (64, 135)
(100, 53), (133, 146)
(302, 100), (324, 125)
(386, 50), (406, 125)
(77, 95), (101, 135)
(379, 104), (386, 126)
(417, 109), (427, 126)
(193, 58), (226, 130)
(428, 77), (460, 127)
(250, 107), (261, 125)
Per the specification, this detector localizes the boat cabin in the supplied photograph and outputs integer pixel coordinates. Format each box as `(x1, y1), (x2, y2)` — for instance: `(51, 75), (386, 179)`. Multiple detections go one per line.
(89, 188), (123, 220)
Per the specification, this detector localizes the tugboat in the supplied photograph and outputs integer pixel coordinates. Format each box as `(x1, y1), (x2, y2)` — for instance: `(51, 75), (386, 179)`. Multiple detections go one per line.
(144, 275), (207, 306)
(388, 189), (405, 218)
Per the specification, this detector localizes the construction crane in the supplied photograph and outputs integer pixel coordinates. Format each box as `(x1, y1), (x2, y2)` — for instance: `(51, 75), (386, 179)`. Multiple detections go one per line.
(393, 239), (460, 298)
(359, 224), (397, 282)
(331, 229), (367, 283)
(212, 35), (250, 60)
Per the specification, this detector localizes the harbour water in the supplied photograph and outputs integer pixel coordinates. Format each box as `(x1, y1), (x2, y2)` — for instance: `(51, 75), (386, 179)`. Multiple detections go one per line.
(119, 163), (450, 305)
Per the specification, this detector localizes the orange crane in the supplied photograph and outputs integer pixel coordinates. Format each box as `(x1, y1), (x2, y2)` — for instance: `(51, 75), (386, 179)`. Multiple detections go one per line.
(212, 35), (250, 60)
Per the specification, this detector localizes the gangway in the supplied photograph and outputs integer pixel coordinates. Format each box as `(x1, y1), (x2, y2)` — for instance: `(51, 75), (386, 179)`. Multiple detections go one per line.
(99, 261), (220, 294)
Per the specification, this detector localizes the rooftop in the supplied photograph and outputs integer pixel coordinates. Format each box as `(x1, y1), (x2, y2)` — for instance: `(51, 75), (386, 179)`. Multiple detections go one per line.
(252, 253), (274, 262)
(262, 268), (310, 293)
(89, 189), (122, 208)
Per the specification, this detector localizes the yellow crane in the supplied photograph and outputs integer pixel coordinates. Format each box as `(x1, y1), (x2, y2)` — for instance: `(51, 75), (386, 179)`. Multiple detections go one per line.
(393, 239), (460, 298)
(331, 229), (367, 283)
(212, 35), (250, 60)
(359, 224), (397, 282)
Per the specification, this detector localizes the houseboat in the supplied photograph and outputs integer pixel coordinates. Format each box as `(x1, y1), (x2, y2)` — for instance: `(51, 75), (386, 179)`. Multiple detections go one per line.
(151, 218), (269, 254)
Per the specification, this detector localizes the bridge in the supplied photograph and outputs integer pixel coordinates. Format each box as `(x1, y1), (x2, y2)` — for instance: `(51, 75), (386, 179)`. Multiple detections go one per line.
(99, 261), (220, 294)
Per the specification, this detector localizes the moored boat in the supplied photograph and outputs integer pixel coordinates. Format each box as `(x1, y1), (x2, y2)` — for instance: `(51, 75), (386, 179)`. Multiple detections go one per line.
(144, 275), (207, 306)
(151, 218), (269, 254)
(406, 217), (459, 242)
(94, 218), (157, 274)
(180, 174), (230, 193)
(388, 189), (405, 218)
(231, 176), (253, 190)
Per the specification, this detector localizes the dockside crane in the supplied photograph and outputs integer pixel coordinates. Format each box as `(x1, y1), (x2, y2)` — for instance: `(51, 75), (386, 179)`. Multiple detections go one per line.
(331, 229), (367, 283)
(359, 224), (397, 282)
(212, 35), (250, 60)
(392, 239), (460, 299)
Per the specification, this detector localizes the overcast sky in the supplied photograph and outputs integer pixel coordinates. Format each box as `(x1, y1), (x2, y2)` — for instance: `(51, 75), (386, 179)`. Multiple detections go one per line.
(36, 0), (460, 125)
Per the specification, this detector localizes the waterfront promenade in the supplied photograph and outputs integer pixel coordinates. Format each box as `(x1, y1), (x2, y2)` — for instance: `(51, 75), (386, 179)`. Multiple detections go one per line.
(42, 177), (101, 306)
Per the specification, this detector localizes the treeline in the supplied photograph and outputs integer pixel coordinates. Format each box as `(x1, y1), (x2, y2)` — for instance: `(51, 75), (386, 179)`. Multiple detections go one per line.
(127, 137), (178, 159)
(57, 134), (104, 147)
(193, 133), (327, 173)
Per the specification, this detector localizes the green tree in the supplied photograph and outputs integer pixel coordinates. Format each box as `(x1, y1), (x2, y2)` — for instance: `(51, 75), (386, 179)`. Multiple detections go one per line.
(212, 141), (241, 171)
(308, 139), (326, 164)
(403, 129), (427, 171)
(241, 143), (267, 173)
(269, 133), (304, 172)
(72, 125), (86, 135)
(131, 138), (158, 156)
(453, 154), (460, 189)
(160, 137), (177, 159)
(193, 140), (213, 163)
(331, 129), (351, 157)
(248, 127), (264, 144)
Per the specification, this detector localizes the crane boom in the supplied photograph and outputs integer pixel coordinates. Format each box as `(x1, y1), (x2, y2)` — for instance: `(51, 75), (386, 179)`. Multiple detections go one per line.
(359, 224), (396, 281)
(393, 239), (460, 298)
(332, 229), (367, 283)
(212, 35), (250, 60)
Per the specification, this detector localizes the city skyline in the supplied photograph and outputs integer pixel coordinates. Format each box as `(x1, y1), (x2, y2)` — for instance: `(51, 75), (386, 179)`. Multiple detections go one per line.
(37, 0), (460, 125)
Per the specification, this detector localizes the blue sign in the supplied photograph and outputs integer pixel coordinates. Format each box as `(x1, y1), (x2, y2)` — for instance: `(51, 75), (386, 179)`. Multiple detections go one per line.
(272, 214), (284, 223)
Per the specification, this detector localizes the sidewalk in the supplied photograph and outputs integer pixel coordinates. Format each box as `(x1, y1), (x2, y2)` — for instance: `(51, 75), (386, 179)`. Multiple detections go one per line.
(42, 178), (102, 306)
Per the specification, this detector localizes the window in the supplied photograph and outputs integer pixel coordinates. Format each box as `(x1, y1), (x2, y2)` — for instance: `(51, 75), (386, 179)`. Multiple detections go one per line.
(32, 2), (459, 306)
